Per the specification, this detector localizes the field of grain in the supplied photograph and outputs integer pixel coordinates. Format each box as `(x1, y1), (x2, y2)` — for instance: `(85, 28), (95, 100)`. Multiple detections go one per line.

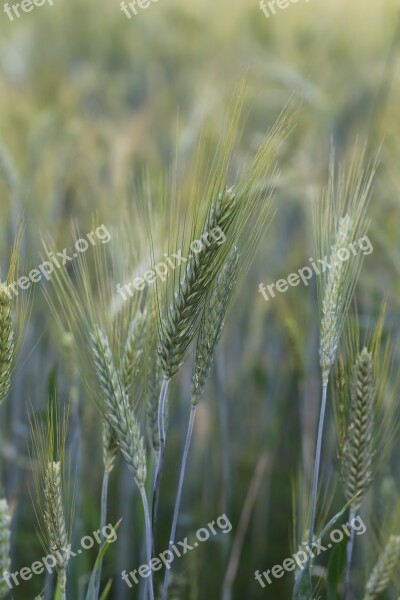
(1, 0), (400, 598)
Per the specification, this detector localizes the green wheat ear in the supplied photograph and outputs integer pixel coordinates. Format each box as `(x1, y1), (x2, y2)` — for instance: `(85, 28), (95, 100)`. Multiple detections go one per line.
(363, 535), (400, 600)
(0, 284), (15, 405)
(343, 347), (375, 510)
(90, 325), (147, 487)
(0, 499), (11, 599)
(319, 214), (353, 382)
(43, 461), (69, 594)
(192, 246), (240, 405)
(120, 311), (147, 401)
(158, 187), (238, 379)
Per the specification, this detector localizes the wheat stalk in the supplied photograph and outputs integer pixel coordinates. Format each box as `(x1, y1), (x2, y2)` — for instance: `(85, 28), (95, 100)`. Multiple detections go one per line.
(153, 97), (292, 546)
(162, 247), (239, 600)
(90, 325), (154, 600)
(153, 188), (238, 537)
(309, 147), (376, 552)
(146, 354), (164, 455)
(309, 213), (353, 550)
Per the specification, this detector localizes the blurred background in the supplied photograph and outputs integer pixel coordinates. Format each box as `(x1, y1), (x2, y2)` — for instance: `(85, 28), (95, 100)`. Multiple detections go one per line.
(1, 0), (400, 598)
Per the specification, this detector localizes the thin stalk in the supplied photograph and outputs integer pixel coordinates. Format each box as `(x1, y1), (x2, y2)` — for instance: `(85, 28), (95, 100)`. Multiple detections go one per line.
(308, 380), (328, 547)
(215, 355), (231, 518)
(62, 591), (66, 600)
(344, 508), (356, 600)
(162, 406), (196, 600)
(94, 469), (110, 599)
(152, 376), (170, 544)
(140, 485), (155, 600)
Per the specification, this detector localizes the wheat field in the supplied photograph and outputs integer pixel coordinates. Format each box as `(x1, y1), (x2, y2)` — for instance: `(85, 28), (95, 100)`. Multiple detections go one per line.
(1, 0), (400, 598)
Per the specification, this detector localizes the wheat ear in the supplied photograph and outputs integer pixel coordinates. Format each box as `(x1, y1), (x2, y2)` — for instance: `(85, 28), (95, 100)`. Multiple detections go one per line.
(0, 285), (14, 405)
(90, 326), (146, 486)
(153, 188), (237, 539)
(90, 326), (154, 600)
(162, 248), (239, 600)
(344, 347), (375, 509)
(363, 535), (400, 600)
(320, 214), (353, 383)
(309, 214), (354, 550)
(343, 348), (375, 600)
(95, 420), (118, 598)
(43, 461), (69, 597)
(0, 499), (11, 599)
(158, 187), (237, 379)
(120, 312), (146, 399)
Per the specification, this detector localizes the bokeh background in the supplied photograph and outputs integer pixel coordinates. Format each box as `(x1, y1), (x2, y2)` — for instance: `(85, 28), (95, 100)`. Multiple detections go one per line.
(1, 0), (400, 598)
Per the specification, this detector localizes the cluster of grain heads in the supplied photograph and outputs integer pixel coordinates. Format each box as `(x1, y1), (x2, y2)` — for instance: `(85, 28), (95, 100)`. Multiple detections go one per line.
(43, 461), (69, 597)
(363, 535), (400, 600)
(309, 147), (376, 549)
(0, 499), (11, 599)
(90, 325), (154, 600)
(0, 284), (14, 405)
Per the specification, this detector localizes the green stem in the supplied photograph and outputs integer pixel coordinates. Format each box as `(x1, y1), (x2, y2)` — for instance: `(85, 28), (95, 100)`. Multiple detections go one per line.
(308, 380), (328, 548)
(151, 376), (170, 549)
(140, 485), (155, 600)
(162, 406), (196, 600)
(94, 468), (110, 599)
(344, 508), (356, 600)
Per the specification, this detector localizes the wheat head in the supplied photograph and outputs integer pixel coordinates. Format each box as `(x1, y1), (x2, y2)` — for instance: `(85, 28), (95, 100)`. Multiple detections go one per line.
(158, 187), (237, 378)
(364, 535), (400, 600)
(0, 499), (11, 599)
(0, 284), (14, 404)
(90, 326), (147, 487)
(43, 461), (69, 593)
(343, 347), (375, 510)
(192, 246), (240, 405)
